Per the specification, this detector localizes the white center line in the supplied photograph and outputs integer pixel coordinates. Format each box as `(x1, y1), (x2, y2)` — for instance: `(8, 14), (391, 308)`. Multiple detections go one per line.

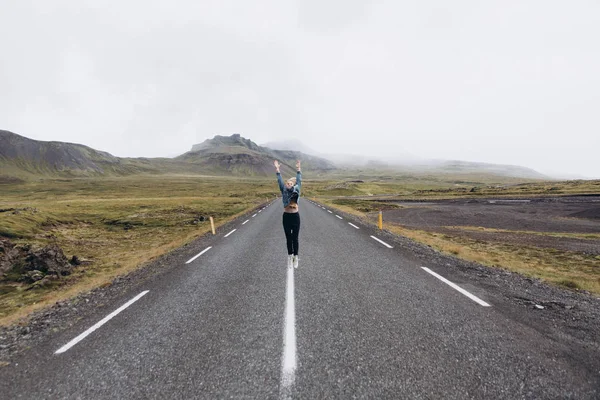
(242, 220), (249, 225)
(258, 210), (262, 213)
(224, 229), (237, 238)
(348, 223), (360, 229)
(370, 235), (393, 248)
(185, 246), (212, 264)
(421, 267), (491, 307)
(335, 215), (343, 219)
(280, 262), (296, 399)
(55, 291), (149, 354)
(252, 214), (257, 217)
(327, 210), (333, 214)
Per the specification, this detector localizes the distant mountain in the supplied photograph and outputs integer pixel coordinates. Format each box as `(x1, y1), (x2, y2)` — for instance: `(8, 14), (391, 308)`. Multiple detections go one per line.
(0, 130), (167, 177)
(419, 160), (548, 179)
(179, 134), (336, 176)
(260, 137), (546, 179)
(0, 130), (222, 179)
(0, 131), (336, 180)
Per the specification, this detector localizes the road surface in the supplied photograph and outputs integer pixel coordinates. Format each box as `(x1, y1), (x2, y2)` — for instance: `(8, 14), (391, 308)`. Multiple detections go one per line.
(1, 199), (598, 399)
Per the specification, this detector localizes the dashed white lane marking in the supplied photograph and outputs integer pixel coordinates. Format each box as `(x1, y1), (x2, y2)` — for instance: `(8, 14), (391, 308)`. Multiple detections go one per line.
(280, 262), (297, 399)
(252, 214), (257, 217)
(258, 210), (262, 213)
(348, 223), (360, 229)
(55, 291), (149, 354)
(370, 235), (393, 248)
(421, 267), (491, 307)
(224, 229), (237, 238)
(335, 215), (343, 219)
(327, 210), (333, 214)
(186, 246), (212, 264)
(242, 220), (249, 225)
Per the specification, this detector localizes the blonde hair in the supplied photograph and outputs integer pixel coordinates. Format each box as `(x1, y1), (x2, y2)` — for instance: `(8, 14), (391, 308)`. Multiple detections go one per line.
(287, 177), (297, 186)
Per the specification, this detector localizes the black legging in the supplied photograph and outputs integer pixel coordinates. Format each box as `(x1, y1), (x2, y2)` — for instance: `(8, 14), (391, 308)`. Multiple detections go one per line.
(282, 213), (301, 256)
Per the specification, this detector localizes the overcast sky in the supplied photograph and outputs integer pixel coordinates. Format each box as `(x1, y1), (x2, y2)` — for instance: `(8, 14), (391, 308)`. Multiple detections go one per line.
(1, 1), (599, 178)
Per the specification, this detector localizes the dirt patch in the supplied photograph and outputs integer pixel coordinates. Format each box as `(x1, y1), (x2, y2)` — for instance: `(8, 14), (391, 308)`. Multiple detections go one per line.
(0, 176), (25, 185)
(385, 196), (600, 233)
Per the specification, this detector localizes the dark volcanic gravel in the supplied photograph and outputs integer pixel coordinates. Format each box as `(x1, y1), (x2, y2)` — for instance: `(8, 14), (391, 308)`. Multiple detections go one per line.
(385, 196), (600, 233)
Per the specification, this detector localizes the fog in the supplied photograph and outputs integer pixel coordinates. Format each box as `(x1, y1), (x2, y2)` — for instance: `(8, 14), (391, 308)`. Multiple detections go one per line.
(1, 1), (599, 178)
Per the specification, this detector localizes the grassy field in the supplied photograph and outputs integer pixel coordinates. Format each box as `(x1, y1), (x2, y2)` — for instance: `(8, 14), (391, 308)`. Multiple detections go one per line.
(0, 175), (279, 325)
(312, 179), (600, 296)
(306, 174), (600, 199)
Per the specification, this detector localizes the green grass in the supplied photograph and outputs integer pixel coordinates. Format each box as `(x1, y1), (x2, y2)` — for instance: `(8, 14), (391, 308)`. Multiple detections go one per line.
(304, 176), (600, 200)
(330, 199), (403, 213)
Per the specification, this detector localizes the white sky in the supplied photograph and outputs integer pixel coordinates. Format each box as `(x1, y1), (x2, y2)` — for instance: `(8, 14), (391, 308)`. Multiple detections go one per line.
(1, 1), (599, 178)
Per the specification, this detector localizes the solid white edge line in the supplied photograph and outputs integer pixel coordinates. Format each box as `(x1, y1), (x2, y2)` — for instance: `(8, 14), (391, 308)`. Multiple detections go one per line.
(185, 246), (212, 264)
(224, 229), (237, 238)
(242, 220), (249, 225)
(370, 235), (393, 248)
(421, 267), (491, 307)
(335, 215), (343, 219)
(55, 291), (149, 354)
(348, 223), (360, 229)
(280, 262), (297, 399)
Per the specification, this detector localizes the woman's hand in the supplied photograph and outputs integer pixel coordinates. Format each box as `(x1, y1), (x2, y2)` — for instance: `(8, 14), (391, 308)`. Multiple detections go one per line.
(296, 160), (301, 171)
(274, 160), (280, 172)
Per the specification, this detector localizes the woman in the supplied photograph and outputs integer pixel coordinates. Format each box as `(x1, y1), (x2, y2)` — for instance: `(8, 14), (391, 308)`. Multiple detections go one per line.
(274, 159), (302, 268)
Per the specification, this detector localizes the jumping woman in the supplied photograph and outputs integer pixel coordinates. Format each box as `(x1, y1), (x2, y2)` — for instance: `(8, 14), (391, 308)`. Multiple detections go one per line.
(274, 159), (301, 268)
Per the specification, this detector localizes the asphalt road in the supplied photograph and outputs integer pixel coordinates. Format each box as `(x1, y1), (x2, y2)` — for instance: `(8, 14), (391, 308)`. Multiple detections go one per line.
(1, 199), (598, 399)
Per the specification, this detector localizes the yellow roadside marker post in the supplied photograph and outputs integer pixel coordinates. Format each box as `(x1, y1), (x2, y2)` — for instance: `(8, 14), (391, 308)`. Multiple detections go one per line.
(210, 217), (216, 235)
(378, 211), (383, 230)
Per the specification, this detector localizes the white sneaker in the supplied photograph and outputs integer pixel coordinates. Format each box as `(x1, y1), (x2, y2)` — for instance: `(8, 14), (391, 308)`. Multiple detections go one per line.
(287, 255), (293, 268)
(293, 255), (299, 269)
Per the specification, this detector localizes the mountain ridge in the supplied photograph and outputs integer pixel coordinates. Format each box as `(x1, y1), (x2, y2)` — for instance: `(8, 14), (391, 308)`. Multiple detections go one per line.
(1, 130), (552, 181)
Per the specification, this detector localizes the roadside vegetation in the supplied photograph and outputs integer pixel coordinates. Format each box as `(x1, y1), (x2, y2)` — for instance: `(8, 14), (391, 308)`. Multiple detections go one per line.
(0, 175), (278, 324)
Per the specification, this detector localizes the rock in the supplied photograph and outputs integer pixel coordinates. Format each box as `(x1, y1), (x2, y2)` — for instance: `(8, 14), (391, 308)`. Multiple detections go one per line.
(24, 270), (45, 283)
(1, 238), (74, 282)
(70, 255), (81, 266)
(0, 238), (22, 278)
(27, 244), (72, 277)
(26, 276), (53, 290)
